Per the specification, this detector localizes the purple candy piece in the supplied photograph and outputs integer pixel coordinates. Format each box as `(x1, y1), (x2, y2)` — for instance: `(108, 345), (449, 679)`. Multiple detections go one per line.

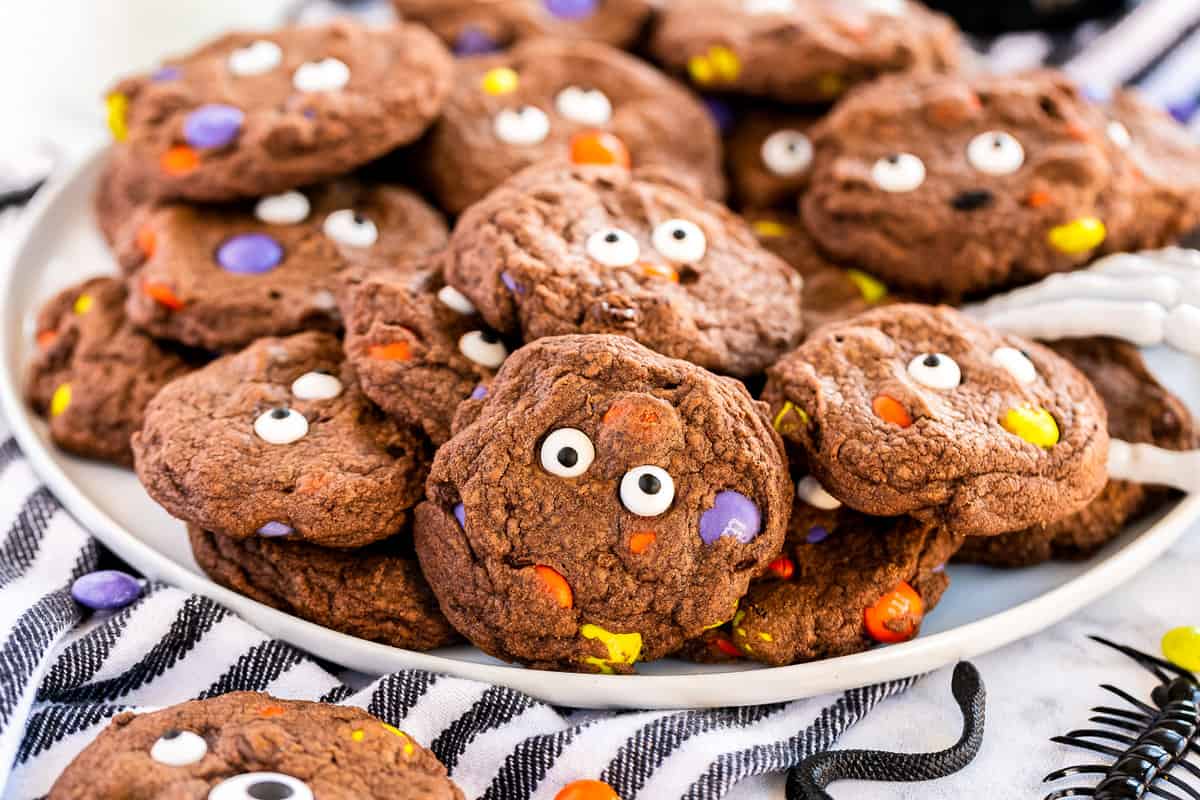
(1169, 99), (1198, 125)
(453, 503), (466, 529)
(216, 233), (283, 274)
(455, 25), (498, 55)
(257, 521), (294, 537)
(544, 0), (597, 19)
(183, 104), (244, 149)
(469, 384), (488, 400)
(699, 490), (761, 545)
(805, 525), (829, 544)
(71, 570), (141, 611)
(703, 97), (735, 135)
(932, 563), (946, 574)
(500, 271), (523, 294)
(152, 65), (182, 82)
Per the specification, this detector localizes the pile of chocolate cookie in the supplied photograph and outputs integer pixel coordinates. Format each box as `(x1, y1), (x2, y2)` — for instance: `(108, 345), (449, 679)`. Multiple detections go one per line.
(25, 2), (1200, 675)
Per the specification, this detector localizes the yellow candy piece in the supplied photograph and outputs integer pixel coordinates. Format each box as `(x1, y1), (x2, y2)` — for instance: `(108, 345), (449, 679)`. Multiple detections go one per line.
(1163, 626), (1200, 672)
(817, 73), (844, 97)
(757, 632), (773, 642)
(752, 219), (792, 238)
(481, 67), (519, 95)
(50, 384), (72, 417)
(106, 93), (128, 142)
(846, 269), (887, 304)
(580, 623), (642, 667)
(381, 723), (415, 755)
(708, 47), (741, 81)
(73, 294), (93, 315)
(1001, 405), (1059, 448)
(350, 729), (365, 742)
(687, 55), (715, 85)
(772, 400), (808, 435)
(1047, 217), (1106, 254)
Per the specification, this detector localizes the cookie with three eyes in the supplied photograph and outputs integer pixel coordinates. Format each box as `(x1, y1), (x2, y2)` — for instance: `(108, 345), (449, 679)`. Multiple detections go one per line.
(763, 304), (1110, 536)
(415, 335), (791, 672)
(423, 38), (724, 214)
(958, 337), (1196, 567)
(341, 267), (510, 445)
(802, 71), (1121, 300)
(650, 0), (961, 104)
(188, 526), (461, 650)
(48, 692), (464, 800)
(392, 0), (653, 54)
(25, 277), (196, 466)
(105, 20), (453, 202)
(120, 179), (447, 352)
(443, 162), (804, 377)
(133, 332), (431, 549)
(726, 111), (819, 209)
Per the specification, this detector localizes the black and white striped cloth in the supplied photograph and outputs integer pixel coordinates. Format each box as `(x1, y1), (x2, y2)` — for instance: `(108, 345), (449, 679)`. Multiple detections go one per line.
(0, 426), (916, 799)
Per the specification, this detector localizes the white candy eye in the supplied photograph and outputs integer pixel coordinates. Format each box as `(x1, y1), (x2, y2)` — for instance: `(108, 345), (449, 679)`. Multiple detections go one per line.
(493, 106), (550, 146)
(991, 346), (1037, 384)
(796, 475), (841, 510)
(458, 330), (507, 368)
(254, 407), (308, 444)
(851, 0), (906, 15)
(651, 219), (707, 263)
(1107, 120), (1132, 150)
(323, 210), (378, 248)
(554, 86), (612, 126)
(150, 730), (207, 766)
(871, 153), (926, 192)
(540, 428), (595, 478)
(966, 131), (1024, 175)
(437, 285), (476, 315)
(761, 129), (812, 177)
(290, 371), (342, 400)
(744, 0), (796, 12)
(586, 228), (640, 267)
(255, 191), (310, 225)
(907, 353), (961, 390)
(208, 772), (314, 800)
(620, 466), (675, 517)
(228, 40), (282, 77)
(292, 58), (351, 93)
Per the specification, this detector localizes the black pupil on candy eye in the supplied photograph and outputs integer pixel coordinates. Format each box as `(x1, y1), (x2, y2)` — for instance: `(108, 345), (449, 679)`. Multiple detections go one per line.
(923, 354), (940, 368)
(992, 137), (1004, 148)
(270, 408), (289, 419)
(639, 474), (661, 494)
(671, 228), (687, 240)
(605, 232), (619, 243)
(1020, 349), (1030, 358)
(479, 330), (499, 344)
(352, 213), (366, 225)
(886, 154), (900, 164)
(160, 729), (181, 740)
(248, 782), (295, 800)
(557, 448), (578, 468)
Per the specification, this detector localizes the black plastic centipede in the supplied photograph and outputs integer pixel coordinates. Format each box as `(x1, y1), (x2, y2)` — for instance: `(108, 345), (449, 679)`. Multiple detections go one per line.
(1043, 635), (1200, 800)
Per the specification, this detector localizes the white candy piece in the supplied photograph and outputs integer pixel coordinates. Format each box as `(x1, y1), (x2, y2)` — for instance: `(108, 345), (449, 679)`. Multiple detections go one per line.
(907, 353), (961, 390)
(1106, 120), (1133, 150)
(254, 407), (309, 445)
(620, 465), (676, 517)
(255, 191), (310, 225)
(323, 210), (378, 248)
(760, 129), (812, 177)
(493, 106), (550, 146)
(797, 475), (841, 510)
(1107, 440), (1199, 494)
(291, 371), (343, 401)
(651, 219), (707, 263)
(966, 131), (1024, 176)
(744, 0), (796, 13)
(555, 86), (612, 126)
(586, 227), (640, 267)
(991, 346), (1038, 384)
(458, 330), (508, 368)
(872, 153), (925, 192)
(293, 58), (351, 92)
(437, 285), (476, 315)
(228, 40), (283, 76)
(209, 773), (314, 800)
(150, 730), (208, 766)
(850, 0), (906, 15)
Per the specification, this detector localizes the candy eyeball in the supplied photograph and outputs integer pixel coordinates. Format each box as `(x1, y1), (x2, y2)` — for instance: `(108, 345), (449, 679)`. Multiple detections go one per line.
(966, 131), (1024, 175)
(991, 346), (1037, 384)
(437, 285), (476, 315)
(458, 330), (508, 368)
(323, 210), (378, 248)
(796, 475), (841, 510)
(150, 729), (207, 766)
(586, 227), (640, 267)
(228, 40), (282, 77)
(651, 219), (707, 263)
(850, 0), (906, 15)
(907, 353), (962, 390)
(255, 191), (310, 225)
(254, 407), (308, 444)
(493, 106), (550, 146)
(871, 153), (925, 192)
(540, 428), (595, 478)
(555, 86), (613, 126)
(1107, 120), (1132, 150)
(743, 0), (796, 12)
(292, 57), (351, 93)
(760, 129), (812, 177)
(208, 772), (314, 800)
(620, 466), (675, 517)
(291, 371), (343, 401)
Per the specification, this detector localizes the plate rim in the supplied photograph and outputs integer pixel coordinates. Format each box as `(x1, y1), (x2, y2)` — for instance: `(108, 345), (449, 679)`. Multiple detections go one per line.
(2, 145), (1197, 710)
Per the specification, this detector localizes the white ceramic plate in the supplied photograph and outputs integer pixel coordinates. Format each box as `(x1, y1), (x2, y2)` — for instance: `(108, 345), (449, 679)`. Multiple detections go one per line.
(3, 147), (1199, 710)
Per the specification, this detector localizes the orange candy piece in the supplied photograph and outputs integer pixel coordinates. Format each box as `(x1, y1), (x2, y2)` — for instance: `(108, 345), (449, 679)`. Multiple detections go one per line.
(872, 394), (912, 428)
(535, 565), (573, 609)
(628, 531), (656, 554)
(368, 342), (412, 361)
(143, 281), (184, 311)
(767, 556), (795, 580)
(1026, 190), (1052, 208)
(36, 330), (57, 348)
(864, 581), (924, 644)
(259, 705), (286, 718)
(570, 130), (631, 168)
(136, 224), (157, 258)
(161, 145), (199, 176)
(555, 780), (621, 800)
(641, 262), (679, 282)
(712, 636), (742, 658)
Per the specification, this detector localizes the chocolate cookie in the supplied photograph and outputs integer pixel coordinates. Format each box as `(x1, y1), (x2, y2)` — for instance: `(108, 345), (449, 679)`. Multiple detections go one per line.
(443, 162), (804, 377)
(650, 0), (961, 104)
(802, 71), (1120, 300)
(727, 111), (818, 209)
(423, 38), (724, 214)
(133, 332), (431, 549)
(763, 304), (1110, 536)
(120, 179), (447, 352)
(25, 277), (194, 466)
(189, 526), (460, 650)
(106, 20), (453, 202)
(392, 0), (653, 53)
(93, 148), (154, 248)
(341, 267), (510, 445)
(958, 337), (1195, 566)
(415, 335), (791, 672)
(49, 693), (463, 800)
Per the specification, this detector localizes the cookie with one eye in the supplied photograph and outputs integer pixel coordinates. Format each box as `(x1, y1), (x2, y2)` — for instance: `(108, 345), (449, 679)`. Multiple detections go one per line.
(727, 111), (820, 209)
(763, 304), (1109, 536)
(105, 20), (453, 202)
(414, 335), (791, 672)
(424, 38), (724, 214)
(802, 71), (1122, 300)
(958, 336), (1196, 567)
(443, 162), (804, 376)
(341, 267), (512, 445)
(25, 277), (198, 466)
(132, 332), (430, 549)
(120, 179), (447, 352)
(48, 693), (464, 800)
(650, 0), (961, 104)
